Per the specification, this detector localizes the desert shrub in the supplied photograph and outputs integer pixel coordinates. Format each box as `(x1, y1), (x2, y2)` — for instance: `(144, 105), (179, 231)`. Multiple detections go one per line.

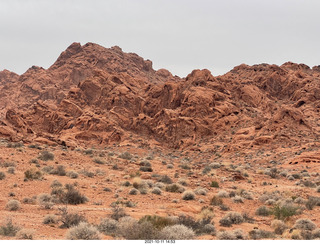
(38, 193), (54, 209)
(151, 187), (162, 195)
(59, 184), (88, 205)
(182, 191), (195, 200)
(294, 197), (305, 204)
(24, 168), (42, 180)
(50, 165), (66, 176)
(7, 167), (15, 174)
(202, 165), (211, 175)
(194, 187), (207, 195)
(265, 199), (276, 205)
(210, 195), (223, 206)
(0, 219), (20, 236)
(93, 158), (105, 165)
(210, 162), (221, 169)
(22, 197), (36, 204)
(43, 214), (58, 224)
(160, 224), (195, 240)
(255, 206), (271, 216)
(0, 171), (6, 180)
(165, 183), (185, 193)
(217, 230), (236, 240)
(177, 178), (188, 186)
(203, 224), (216, 235)
(272, 203), (299, 220)
(301, 180), (316, 188)
(139, 215), (175, 230)
(58, 207), (87, 228)
(132, 177), (148, 189)
(316, 186), (320, 193)
(117, 216), (158, 240)
(38, 150), (54, 161)
(110, 206), (127, 221)
(294, 218), (317, 231)
(217, 229), (247, 240)
(210, 181), (219, 188)
(219, 204), (230, 211)
(67, 171), (79, 179)
(118, 152), (132, 160)
(155, 182), (165, 189)
(259, 191), (281, 203)
(219, 212), (244, 227)
(16, 228), (35, 240)
(232, 196), (244, 203)
(129, 188), (139, 195)
(271, 220), (287, 235)
(139, 166), (153, 172)
(167, 164), (174, 169)
(177, 215), (213, 235)
(312, 228), (320, 239)
(98, 218), (118, 235)
(6, 199), (21, 211)
(66, 222), (101, 240)
(218, 190), (229, 198)
(305, 196), (320, 210)
(249, 229), (274, 240)
(158, 175), (173, 184)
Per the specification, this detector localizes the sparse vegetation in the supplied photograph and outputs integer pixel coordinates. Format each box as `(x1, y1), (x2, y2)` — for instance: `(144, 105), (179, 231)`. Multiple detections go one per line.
(66, 222), (101, 240)
(0, 171), (5, 180)
(0, 219), (20, 236)
(210, 181), (219, 188)
(58, 207), (87, 228)
(272, 203), (299, 220)
(160, 224), (195, 240)
(6, 199), (21, 211)
(16, 228), (35, 240)
(219, 212), (244, 227)
(43, 214), (58, 225)
(38, 150), (54, 161)
(249, 229), (274, 240)
(24, 168), (42, 180)
(255, 206), (271, 216)
(182, 191), (195, 200)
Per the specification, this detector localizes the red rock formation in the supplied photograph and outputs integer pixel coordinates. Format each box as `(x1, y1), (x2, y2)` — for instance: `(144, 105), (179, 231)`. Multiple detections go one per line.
(0, 42), (319, 151)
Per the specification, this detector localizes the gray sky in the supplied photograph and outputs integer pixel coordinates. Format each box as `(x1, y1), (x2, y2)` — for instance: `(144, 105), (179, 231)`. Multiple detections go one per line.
(1, 0), (320, 77)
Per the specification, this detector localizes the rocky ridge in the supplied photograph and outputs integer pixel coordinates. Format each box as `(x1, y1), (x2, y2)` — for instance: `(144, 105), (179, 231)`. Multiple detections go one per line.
(0, 42), (319, 164)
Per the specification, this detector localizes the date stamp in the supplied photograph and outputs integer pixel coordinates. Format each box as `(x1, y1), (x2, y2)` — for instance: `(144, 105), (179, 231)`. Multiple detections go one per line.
(145, 240), (175, 244)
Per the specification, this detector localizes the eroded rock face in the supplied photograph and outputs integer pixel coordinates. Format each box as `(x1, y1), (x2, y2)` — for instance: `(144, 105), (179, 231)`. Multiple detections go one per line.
(0, 42), (319, 150)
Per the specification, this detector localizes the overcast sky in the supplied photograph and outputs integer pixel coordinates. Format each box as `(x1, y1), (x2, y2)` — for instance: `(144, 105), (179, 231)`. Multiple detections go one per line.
(1, 0), (320, 77)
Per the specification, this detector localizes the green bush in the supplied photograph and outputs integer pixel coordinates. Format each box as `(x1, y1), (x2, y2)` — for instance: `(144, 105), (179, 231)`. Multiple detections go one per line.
(210, 181), (219, 188)
(272, 204), (299, 220)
